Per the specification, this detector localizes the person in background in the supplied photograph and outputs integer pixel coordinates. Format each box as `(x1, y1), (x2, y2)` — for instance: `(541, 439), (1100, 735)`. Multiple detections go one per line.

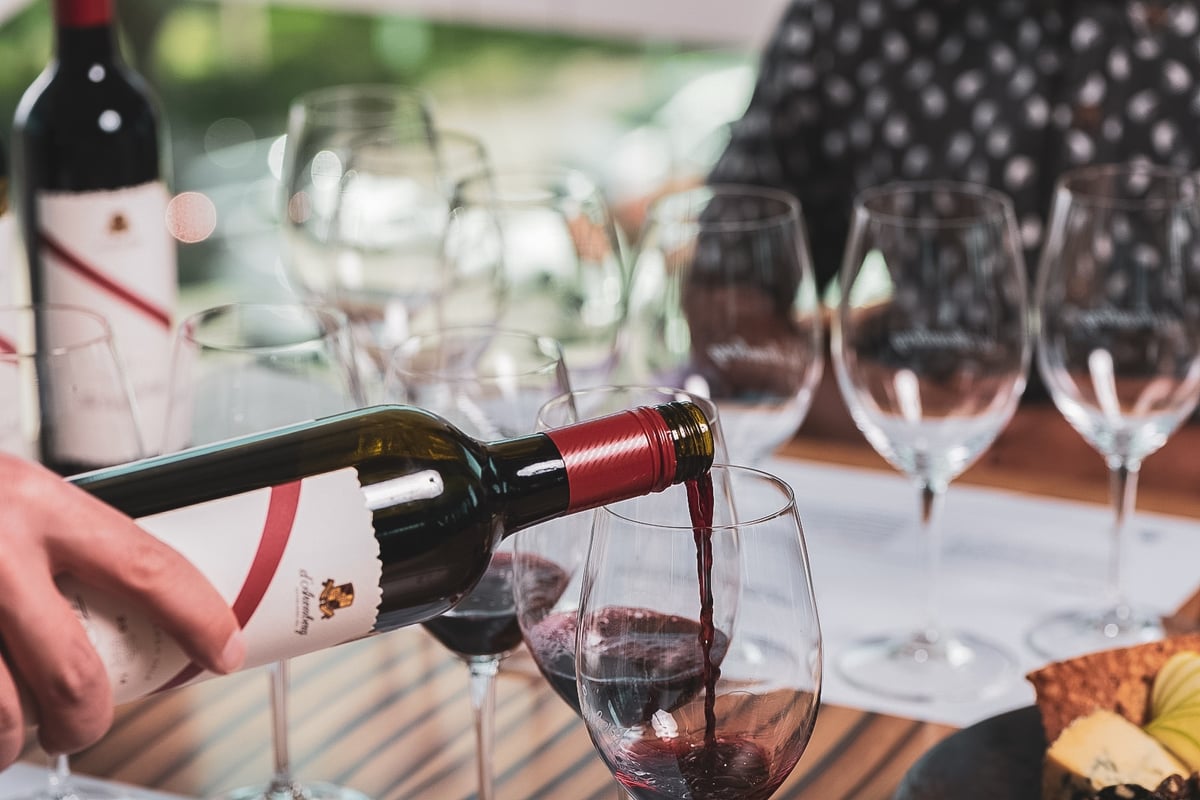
(711, 0), (1200, 290)
(0, 454), (243, 770)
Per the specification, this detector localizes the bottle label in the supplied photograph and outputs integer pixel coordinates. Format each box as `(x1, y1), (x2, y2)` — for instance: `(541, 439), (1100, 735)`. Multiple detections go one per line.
(38, 181), (177, 458)
(57, 467), (381, 706)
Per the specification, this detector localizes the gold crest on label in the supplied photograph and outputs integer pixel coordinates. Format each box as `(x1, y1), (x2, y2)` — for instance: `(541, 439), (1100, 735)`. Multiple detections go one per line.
(319, 579), (354, 618)
(109, 213), (128, 234)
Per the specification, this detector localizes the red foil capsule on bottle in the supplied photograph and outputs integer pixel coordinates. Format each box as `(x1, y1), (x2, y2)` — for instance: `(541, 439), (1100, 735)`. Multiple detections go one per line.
(545, 407), (678, 513)
(55, 0), (113, 27)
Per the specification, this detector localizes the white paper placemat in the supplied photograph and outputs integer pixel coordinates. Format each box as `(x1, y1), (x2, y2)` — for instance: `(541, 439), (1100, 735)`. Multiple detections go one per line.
(763, 455), (1200, 727)
(0, 762), (188, 800)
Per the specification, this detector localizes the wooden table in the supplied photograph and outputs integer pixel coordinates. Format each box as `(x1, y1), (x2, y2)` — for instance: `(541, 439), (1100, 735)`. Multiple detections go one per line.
(20, 397), (1200, 800)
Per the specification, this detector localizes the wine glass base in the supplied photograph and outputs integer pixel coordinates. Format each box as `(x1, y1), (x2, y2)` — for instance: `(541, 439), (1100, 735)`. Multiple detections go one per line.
(1026, 605), (1163, 661)
(836, 629), (1018, 703)
(212, 782), (371, 800)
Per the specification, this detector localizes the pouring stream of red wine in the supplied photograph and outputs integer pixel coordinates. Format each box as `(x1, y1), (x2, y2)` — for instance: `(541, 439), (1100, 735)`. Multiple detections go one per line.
(686, 472), (718, 747)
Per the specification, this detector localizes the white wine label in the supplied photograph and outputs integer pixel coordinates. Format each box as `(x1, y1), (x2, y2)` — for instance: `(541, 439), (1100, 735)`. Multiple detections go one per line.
(58, 467), (381, 705)
(38, 181), (177, 458)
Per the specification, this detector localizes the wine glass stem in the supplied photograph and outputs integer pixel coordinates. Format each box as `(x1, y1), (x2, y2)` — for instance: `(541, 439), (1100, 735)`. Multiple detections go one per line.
(918, 481), (947, 643)
(48, 754), (72, 800)
(267, 660), (296, 796)
(1107, 459), (1141, 611)
(466, 657), (500, 800)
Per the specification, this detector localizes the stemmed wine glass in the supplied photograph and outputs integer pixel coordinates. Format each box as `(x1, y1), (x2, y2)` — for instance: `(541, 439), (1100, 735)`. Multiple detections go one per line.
(385, 326), (572, 800)
(832, 181), (1030, 702)
(445, 167), (627, 386)
(1028, 163), (1200, 659)
(515, 385), (726, 800)
(280, 84), (435, 300)
(325, 128), (495, 392)
(618, 185), (824, 463)
(576, 464), (822, 800)
(163, 303), (367, 800)
(0, 304), (144, 800)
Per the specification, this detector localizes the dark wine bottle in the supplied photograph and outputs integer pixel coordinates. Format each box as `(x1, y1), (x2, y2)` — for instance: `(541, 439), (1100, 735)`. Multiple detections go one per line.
(0, 137), (14, 312)
(63, 401), (714, 704)
(12, 0), (176, 460)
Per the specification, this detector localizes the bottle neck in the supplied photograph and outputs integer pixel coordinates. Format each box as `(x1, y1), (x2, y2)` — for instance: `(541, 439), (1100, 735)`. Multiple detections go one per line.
(495, 401), (715, 533)
(54, 0), (116, 64)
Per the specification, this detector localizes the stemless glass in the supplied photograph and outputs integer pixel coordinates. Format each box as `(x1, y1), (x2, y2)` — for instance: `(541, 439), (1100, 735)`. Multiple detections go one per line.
(619, 185), (824, 464)
(577, 464), (822, 800)
(279, 84), (435, 303)
(832, 182), (1030, 702)
(1029, 163), (1200, 659)
(165, 303), (367, 800)
(386, 326), (572, 800)
(445, 167), (627, 386)
(0, 304), (143, 800)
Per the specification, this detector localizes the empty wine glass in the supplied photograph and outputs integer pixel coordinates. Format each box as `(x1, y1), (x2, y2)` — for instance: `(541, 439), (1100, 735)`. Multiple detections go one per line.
(1028, 163), (1200, 659)
(618, 184), (824, 464)
(164, 303), (367, 800)
(832, 181), (1030, 702)
(515, 385), (726, 800)
(386, 326), (572, 800)
(445, 167), (627, 386)
(325, 128), (495, 392)
(577, 464), (822, 800)
(279, 84), (435, 313)
(0, 304), (144, 800)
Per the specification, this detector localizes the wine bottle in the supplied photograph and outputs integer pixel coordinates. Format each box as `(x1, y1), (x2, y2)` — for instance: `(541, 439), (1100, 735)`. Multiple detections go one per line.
(62, 401), (714, 705)
(11, 0), (176, 463)
(0, 137), (14, 313)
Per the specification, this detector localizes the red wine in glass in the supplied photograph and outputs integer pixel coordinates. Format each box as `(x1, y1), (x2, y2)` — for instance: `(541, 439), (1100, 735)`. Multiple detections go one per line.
(424, 553), (568, 657)
(524, 607), (729, 724)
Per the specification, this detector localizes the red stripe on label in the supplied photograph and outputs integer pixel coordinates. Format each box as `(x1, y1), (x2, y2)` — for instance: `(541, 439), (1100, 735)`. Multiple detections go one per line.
(0, 336), (14, 355)
(40, 233), (171, 330)
(153, 481), (303, 693)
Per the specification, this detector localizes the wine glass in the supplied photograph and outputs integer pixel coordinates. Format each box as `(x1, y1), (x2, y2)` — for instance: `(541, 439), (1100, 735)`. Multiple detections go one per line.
(279, 84), (435, 308)
(445, 167), (627, 387)
(576, 464), (822, 800)
(164, 302), (367, 800)
(618, 184), (824, 464)
(385, 325), (572, 800)
(325, 128), (495, 394)
(0, 304), (144, 800)
(832, 181), (1030, 702)
(1028, 163), (1200, 659)
(515, 385), (726, 800)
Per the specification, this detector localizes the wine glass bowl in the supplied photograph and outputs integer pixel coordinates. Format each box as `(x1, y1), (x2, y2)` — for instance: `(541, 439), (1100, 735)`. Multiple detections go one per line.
(832, 181), (1029, 701)
(576, 465), (821, 800)
(1029, 163), (1200, 658)
(325, 128), (494, 379)
(445, 167), (627, 386)
(619, 184), (823, 464)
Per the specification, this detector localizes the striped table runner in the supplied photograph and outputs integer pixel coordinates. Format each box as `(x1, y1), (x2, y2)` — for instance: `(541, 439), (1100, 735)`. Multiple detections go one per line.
(22, 626), (954, 800)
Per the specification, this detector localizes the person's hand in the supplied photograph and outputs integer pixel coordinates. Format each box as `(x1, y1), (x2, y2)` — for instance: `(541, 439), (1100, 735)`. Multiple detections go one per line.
(0, 453), (245, 766)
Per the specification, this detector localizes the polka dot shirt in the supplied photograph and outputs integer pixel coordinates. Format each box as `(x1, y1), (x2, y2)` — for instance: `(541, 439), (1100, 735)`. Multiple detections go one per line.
(711, 0), (1200, 288)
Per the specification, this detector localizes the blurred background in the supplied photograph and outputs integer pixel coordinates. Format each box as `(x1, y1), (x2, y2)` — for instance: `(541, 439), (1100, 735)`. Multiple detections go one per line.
(0, 0), (784, 302)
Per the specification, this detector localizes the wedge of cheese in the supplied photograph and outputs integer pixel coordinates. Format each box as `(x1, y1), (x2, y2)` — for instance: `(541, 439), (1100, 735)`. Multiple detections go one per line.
(1044, 710), (1188, 800)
